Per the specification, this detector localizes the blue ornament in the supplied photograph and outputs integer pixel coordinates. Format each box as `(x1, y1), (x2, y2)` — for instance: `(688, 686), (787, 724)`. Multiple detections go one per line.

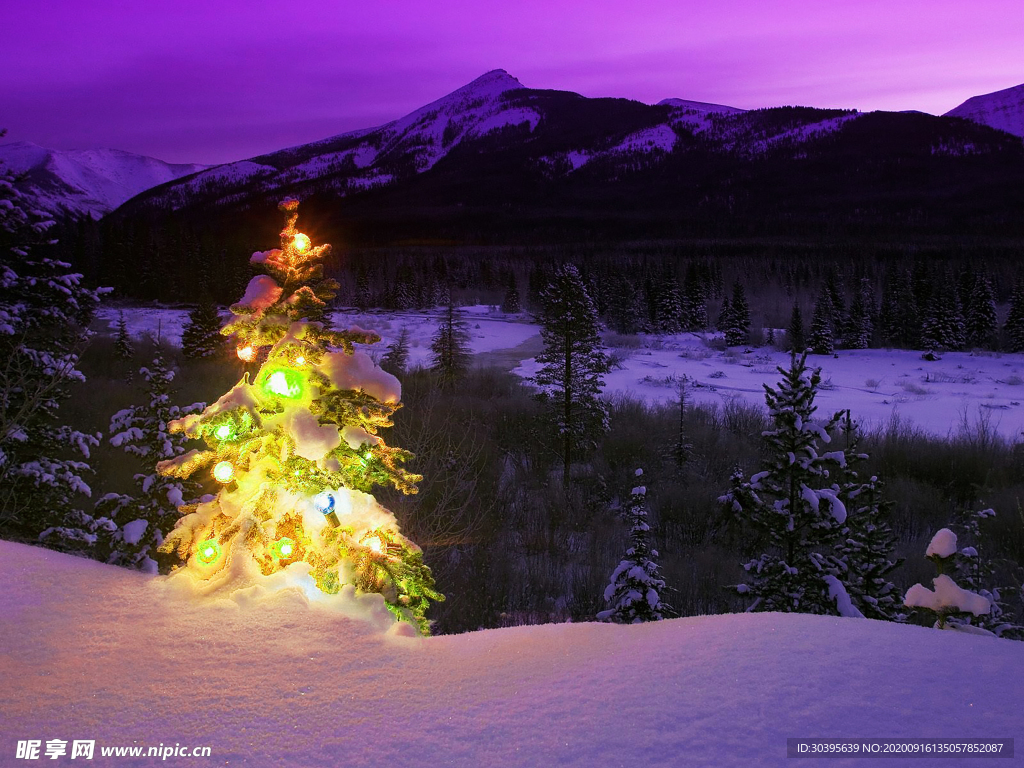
(313, 492), (335, 515)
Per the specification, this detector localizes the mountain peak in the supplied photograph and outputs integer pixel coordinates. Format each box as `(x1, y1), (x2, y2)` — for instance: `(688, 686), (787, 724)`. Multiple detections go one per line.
(944, 82), (1024, 139)
(656, 98), (745, 115)
(456, 69), (526, 97)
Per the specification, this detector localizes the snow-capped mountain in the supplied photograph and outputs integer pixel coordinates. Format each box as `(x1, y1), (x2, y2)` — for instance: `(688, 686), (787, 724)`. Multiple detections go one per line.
(114, 69), (1024, 243)
(944, 83), (1024, 139)
(0, 141), (207, 218)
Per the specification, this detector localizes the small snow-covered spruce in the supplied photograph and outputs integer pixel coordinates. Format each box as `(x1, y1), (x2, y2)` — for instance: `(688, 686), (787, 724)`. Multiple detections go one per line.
(904, 528), (990, 632)
(787, 303), (805, 352)
(156, 200), (442, 634)
(720, 352), (855, 615)
(501, 271), (521, 314)
(724, 282), (750, 347)
(716, 296), (733, 335)
(0, 151), (105, 551)
(93, 354), (203, 573)
(965, 275), (997, 349)
(833, 415), (902, 621)
(808, 288), (835, 355)
(114, 312), (134, 360)
(1004, 281), (1024, 353)
(654, 279), (683, 334)
(598, 469), (670, 623)
(952, 507), (1023, 639)
(181, 300), (224, 359)
(843, 278), (874, 350)
(429, 301), (471, 384)
(380, 326), (411, 376)
(920, 272), (965, 351)
(533, 264), (610, 485)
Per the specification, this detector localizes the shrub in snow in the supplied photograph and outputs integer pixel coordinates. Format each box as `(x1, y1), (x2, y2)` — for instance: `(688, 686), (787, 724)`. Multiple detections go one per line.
(904, 528), (990, 631)
(598, 469), (670, 623)
(93, 354), (204, 573)
(533, 264), (610, 484)
(181, 299), (224, 359)
(0, 153), (105, 552)
(721, 352), (874, 616)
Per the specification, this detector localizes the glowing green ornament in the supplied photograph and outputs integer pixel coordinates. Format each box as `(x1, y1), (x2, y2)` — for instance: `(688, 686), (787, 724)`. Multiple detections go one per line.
(196, 539), (222, 565)
(271, 537), (296, 560)
(214, 424), (233, 440)
(264, 368), (303, 399)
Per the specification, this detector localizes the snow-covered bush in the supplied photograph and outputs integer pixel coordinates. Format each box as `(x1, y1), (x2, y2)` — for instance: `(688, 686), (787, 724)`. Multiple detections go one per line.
(904, 528), (991, 632)
(93, 355), (203, 572)
(598, 469), (669, 623)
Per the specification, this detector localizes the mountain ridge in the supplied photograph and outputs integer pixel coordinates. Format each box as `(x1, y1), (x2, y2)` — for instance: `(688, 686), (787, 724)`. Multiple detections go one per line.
(944, 82), (1024, 139)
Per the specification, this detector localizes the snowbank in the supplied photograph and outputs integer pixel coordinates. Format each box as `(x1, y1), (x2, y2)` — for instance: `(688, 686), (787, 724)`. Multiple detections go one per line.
(1, 541), (1020, 767)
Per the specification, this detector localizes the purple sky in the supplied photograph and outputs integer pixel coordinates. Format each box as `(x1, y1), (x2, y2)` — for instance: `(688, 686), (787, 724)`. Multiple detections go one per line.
(3, 1), (1021, 164)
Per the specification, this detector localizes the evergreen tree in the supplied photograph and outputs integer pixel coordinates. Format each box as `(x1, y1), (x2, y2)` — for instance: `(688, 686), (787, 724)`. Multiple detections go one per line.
(429, 302), (472, 384)
(534, 264), (610, 484)
(156, 200), (441, 633)
(717, 296), (732, 333)
(834, 415), (902, 620)
(720, 353), (854, 615)
(808, 288), (835, 355)
(952, 507), (1023, 639)
(921, 274), (966, 350)
(181, 300), (224, 359)
(669, 377), (693, 468)
(965, 275), (997, 349)
(114, 312), (134, 360)
(381, 326), (411, 376)
(597, 469), (669, 623)
(93, 354), (203, 572)
(501, 272), (521, 314)
(725, 282), (750, 346)
(844, 278), (874, 349)
(1005, 282), (1024, 352)
(682, 266), (709, 330)
(787, 303), (805, 352)
(654, 280), (684, 334)
(0, 151), (103, 550)
(825, 271), (846, 334)
(607, 277), (645, 334)
(879, 269), (920, 348)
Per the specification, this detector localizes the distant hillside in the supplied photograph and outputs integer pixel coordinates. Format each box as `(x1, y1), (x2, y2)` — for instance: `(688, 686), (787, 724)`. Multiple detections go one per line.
(0, 141), (207, 218)
(945, 83), (1024, 139)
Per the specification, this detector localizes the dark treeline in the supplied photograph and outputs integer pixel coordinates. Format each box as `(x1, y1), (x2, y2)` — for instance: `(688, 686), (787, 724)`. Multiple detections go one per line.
(56, 211), (1024, 351)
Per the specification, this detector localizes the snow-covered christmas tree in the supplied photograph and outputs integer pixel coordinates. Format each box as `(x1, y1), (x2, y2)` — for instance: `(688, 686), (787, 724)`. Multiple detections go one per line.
(598, 469), (669, 623)
(904, 528), (990, 632)
(156, 200), (442, 634)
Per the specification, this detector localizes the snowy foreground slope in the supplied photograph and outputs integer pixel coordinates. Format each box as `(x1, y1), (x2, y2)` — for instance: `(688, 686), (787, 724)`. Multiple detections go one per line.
(1, 542), (1021, 767)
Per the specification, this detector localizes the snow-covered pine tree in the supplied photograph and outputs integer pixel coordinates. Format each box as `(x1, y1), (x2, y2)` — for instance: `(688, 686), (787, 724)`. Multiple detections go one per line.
(534, 264), (610, 484)
(921, 273), (966, 350)
(181, 299), (224, 359)
(833, 415), (902, 620)
(808, 288), (835, 355)
(0, 151), (104, 551)
(952, 507), (1023, 639)
(598, 468), (669, 623)
(655, 279), (684, 334)
(682, 267), (709, 331)
(501, 271), (521, 314)
(115, 312), (134, 360)
(787, 303), (805, 352)
(156, 200), (442, 634)
(878, 268), (920, 348)
(430, 301), (471, 383)
(717, 296), (733, 335)
(93, 354), (203, 572)
(965, 275), (997, 349)
(724, 282), (750, 346)
(844, 278), (874, 349)
(1004, 282), (1024, 352)
(380, 326), (411, 376)
(825, 270), (846, 335)
(904, 528), (991, 632)
(720, 352), (854, 615)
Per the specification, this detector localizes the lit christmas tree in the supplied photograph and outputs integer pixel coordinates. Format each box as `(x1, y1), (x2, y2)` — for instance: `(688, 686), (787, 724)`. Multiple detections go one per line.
(156, 200), (442, 634)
